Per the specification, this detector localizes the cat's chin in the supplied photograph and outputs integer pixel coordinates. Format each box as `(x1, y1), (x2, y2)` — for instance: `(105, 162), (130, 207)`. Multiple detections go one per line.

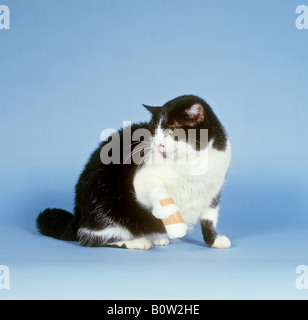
(154, 149), (176, 159)
(148, 151), (176, 164)
(162, 150), (177, 159)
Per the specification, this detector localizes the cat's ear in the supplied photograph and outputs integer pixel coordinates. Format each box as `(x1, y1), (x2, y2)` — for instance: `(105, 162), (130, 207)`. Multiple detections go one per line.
(142, 104), (161, 114)
(185, 103), (205, 124)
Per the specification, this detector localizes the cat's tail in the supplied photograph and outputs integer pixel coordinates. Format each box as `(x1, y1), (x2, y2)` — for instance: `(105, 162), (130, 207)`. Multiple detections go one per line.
(36, 208), (78, 241)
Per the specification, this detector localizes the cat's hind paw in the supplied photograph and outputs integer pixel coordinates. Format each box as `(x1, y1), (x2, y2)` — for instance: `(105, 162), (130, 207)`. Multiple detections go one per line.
(153, 237), (169, 246)
(123, 238), (153, 250)
(112, 237), (153, 250)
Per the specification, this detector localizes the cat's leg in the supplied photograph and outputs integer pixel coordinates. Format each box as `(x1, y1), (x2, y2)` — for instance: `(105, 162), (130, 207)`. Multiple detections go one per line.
(148, 187), (188, 239)
(134, 170), (178, 221)
(134, 170), (187, 238)
(200, 194), (231, 249)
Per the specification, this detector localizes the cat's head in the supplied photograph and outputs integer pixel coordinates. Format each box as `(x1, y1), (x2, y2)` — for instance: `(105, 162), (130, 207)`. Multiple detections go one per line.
(143, 95), (211, 160)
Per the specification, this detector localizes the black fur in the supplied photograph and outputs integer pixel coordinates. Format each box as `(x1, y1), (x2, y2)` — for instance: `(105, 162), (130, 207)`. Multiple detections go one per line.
(201, 219), (218, 247)
(161, 95), (227, 151)
(36, 208), (76, 241)
(36, 95), (228, 247)
(210, 191), (221, 208)
(37, 123), (165, 246)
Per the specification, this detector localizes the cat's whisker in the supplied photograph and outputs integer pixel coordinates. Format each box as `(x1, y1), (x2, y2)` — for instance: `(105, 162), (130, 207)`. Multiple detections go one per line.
(123, 144), (148, 160)
(125, 141), (141, 148)
(124, 142), (152, 155)
(191, 139), (209, 147)
(137, 149), (152, 168)
(124, 144), (153, 164)
(123, 140), (152, 154)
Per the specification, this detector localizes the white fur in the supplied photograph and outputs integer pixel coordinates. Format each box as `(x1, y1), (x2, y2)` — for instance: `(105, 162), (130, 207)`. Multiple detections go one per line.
(78, 226), (169, 249)
(78, 225), (133, 245)
(112, 237), (153, 250)
(186, 103), (201, 116)
(111, 235), (170, 249)
(134, 134), (231, 234)
(200, 206), (219, 226)
(211, 235), (231, 249)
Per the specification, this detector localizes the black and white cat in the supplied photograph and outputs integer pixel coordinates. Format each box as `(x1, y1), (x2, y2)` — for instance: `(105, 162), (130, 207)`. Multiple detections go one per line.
(37, 95), (231, 249)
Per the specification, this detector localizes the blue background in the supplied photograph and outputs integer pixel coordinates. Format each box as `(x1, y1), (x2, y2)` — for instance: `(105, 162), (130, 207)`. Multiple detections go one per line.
(1, 0), (308, 299)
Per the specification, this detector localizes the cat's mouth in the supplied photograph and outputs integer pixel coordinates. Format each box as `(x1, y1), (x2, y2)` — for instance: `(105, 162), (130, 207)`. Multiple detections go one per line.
(157, 149), (176, 158)
(153, 142), (176, 158)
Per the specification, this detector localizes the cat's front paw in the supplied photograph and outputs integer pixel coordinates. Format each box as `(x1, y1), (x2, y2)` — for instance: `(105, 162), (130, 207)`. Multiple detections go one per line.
(211, 235), (231, 249)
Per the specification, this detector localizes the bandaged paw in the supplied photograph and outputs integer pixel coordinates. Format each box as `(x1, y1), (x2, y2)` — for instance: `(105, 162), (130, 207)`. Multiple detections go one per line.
(162, 211), (188, 239)
(148, 187), (188, 239)
(148, 188), (179, 219)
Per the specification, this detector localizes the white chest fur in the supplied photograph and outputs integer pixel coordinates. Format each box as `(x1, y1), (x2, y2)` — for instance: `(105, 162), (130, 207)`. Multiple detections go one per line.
(133, 139), (231, 230)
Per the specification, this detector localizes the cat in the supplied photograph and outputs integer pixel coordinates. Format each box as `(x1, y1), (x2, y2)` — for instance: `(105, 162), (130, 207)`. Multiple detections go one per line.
(37, 95), (231, 249)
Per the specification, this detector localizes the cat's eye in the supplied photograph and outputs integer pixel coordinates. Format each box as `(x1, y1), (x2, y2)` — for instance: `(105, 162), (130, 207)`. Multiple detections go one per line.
(168, 128), (177, 134)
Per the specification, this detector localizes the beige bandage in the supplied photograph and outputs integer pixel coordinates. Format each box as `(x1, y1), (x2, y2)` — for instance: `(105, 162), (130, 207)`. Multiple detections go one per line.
(159, 197), (184, 226)
(159, 197), (175, 206)
(162, 211), (185, 226)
